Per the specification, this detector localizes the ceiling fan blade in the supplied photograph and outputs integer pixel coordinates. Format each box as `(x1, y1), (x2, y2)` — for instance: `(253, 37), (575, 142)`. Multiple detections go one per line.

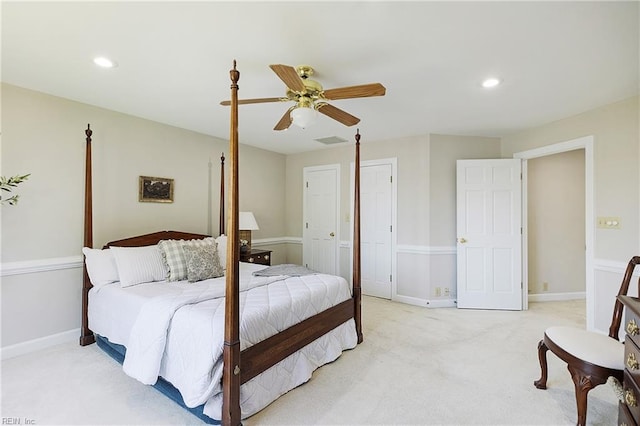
(322, 83), (386, 100)
(274, 107), (294, 131)
(317, 103), (360, 127)
(220, 97), (284, 106)
(269, 64), (306, 92)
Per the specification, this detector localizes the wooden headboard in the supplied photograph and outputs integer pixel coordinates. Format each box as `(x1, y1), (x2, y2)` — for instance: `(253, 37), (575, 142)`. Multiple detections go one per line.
(102, 231), (210, 249)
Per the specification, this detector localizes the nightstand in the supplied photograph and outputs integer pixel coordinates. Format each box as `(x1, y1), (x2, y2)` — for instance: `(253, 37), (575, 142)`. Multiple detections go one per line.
(240, 249), (272, 266)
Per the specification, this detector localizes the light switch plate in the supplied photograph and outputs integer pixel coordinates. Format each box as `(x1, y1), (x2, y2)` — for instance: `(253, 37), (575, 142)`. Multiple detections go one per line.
(597, 217), (621, 229)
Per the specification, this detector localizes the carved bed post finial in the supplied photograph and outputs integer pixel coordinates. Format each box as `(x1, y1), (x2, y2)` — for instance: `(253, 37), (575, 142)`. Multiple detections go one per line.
(353, 129), (363, 343)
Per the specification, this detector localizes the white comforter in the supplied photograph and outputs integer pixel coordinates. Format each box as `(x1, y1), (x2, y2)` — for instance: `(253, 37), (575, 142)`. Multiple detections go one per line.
(120, 264), (357, 420)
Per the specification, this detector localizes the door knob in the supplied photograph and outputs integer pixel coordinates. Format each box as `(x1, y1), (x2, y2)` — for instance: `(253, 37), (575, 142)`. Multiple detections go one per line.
(458, 237), (467, 244)
(330, 232), (335, 237)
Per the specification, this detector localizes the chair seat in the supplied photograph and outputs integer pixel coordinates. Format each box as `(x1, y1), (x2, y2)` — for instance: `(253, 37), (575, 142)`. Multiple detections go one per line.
(545, 326), (624, 370)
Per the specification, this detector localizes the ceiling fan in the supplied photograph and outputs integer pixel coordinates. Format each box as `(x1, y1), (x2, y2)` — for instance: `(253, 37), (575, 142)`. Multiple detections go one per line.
(220, 64), (386, 131)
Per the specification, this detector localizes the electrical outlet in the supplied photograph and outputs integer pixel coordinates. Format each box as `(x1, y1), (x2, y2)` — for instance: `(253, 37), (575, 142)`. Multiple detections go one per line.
(435, 287), (442, 297)
(443, 287), (450, 296)
(543, 282), (549, 292)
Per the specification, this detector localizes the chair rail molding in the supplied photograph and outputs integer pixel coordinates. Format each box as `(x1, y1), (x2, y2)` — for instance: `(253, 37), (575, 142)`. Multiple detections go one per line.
(594, 258), (640, 276)
(1, 256), (83, 277)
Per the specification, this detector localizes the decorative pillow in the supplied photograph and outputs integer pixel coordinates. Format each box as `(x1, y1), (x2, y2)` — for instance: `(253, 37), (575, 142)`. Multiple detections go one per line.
(158, 237), (216, 281)
(183, 243), (224, 283)
(82, 247), (119, 288)
(215, 234), (227, 269)
(110, 245), (167, 288)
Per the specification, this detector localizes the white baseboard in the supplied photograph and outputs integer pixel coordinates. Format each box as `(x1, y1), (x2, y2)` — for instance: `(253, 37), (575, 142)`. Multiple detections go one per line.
(426, 299), (457, 308)
(528, 292), (586, 302)
(1, 328), (80, 360)
(392, 294), (456, 308)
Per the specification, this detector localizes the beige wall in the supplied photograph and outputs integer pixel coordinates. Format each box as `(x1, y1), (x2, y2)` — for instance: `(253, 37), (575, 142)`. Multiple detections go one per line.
(1, 83), (286, 348)
(429, 134), (501, 246)
(527, 150), (585, 294)
(502, 96), (639, 261)
(285, 134), (430, 246)
(285, 134), (431, 279)
(4, 82), (636, 350)
(285, 133), (500, 303)
(502, 95), (639, 333)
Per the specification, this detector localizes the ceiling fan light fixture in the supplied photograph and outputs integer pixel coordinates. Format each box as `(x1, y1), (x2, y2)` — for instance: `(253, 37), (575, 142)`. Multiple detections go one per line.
(290, 106), (317, 129)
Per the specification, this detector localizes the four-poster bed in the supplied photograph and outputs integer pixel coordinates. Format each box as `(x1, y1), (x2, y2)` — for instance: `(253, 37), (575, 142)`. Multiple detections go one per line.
(79, 61), (363, 425)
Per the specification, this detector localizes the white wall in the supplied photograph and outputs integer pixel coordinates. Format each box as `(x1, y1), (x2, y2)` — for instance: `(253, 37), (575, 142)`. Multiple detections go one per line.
(1, 84), (286, 354)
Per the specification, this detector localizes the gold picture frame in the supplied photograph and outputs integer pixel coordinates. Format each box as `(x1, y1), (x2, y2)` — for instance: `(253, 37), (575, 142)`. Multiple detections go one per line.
(139, 176), (174, 203)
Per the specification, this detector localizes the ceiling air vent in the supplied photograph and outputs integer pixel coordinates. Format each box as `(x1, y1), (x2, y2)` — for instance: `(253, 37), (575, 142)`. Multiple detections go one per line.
(314, 136), (348, 145)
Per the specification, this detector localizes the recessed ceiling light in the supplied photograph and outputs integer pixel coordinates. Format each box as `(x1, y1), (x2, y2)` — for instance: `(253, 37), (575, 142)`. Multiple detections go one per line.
(482, 78), (501, 88)
(93, 56), (117, 68)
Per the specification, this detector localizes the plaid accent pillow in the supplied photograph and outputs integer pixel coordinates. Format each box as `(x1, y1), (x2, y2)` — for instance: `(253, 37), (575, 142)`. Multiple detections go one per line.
(183, 243), (224, 283)
(158, 237), (216, 281)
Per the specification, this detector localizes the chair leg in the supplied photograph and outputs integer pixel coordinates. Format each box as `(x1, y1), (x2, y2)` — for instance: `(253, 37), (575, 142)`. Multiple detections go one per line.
(567, 364), (607, 426)
(534, 339), (548, 389)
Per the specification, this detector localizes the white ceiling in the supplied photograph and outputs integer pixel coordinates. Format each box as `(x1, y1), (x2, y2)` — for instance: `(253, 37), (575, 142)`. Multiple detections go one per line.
(2, 1), (638, 155)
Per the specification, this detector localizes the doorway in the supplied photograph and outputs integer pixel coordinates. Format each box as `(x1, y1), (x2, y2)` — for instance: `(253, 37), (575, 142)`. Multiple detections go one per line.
(515, 136), (594, 326)
(527, 150), (585, 301)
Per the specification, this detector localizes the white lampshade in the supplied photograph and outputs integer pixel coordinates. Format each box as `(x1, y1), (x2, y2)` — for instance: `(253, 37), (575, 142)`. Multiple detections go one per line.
(239, 211), (259, 230)
(290, 106), (317, 129)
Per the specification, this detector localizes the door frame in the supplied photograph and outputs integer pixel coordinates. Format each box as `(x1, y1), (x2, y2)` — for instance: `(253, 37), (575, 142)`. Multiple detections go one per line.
(350, 157), (398, 299)
(514, 136), (594, 328)
(302, 164), (341, 274)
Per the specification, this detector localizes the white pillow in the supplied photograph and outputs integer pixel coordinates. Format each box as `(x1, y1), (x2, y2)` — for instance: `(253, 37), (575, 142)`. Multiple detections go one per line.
(216, 234), (227, 269)
(158, 237), (216, 281)
(110, 245), (167, 288)
(82, 247), (119, 288)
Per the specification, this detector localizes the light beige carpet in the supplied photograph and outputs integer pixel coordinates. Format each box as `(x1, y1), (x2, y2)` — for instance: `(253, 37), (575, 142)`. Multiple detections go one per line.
(1, 297), (618, 425)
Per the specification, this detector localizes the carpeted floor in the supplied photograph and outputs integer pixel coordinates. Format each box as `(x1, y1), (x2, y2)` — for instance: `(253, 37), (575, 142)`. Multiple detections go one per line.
(1, 297), (618, 425)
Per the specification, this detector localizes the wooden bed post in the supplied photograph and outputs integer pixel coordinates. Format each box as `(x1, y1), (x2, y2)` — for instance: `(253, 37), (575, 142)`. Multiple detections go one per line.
(353, 129), (363, 343)
(222, 61), (242, 426)
(80, 124), (95, 346)
(220, 153), (225, 236)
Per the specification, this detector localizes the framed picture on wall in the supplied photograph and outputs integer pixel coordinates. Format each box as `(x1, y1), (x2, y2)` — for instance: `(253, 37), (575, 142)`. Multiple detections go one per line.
(139, 176), (174, 203)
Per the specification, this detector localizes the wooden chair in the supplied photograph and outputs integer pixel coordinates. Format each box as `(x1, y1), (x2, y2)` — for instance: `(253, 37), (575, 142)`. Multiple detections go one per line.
(534, 256), (640, 426)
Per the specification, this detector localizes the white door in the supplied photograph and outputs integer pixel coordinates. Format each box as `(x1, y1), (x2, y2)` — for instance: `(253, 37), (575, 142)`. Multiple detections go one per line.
(360, 163), (393, 299)
(456, 159), (522, 310)
(303, 165), (339, 275)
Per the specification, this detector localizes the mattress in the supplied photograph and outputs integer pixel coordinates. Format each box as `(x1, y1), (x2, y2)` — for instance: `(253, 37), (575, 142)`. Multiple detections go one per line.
(88, 261), (357, 420)
(88, 262), (268, 346)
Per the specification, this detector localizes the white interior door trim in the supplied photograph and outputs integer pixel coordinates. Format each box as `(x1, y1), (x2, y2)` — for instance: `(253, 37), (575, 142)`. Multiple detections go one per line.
(350, 157), (398, 299)
(514, 135), (594, 329)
